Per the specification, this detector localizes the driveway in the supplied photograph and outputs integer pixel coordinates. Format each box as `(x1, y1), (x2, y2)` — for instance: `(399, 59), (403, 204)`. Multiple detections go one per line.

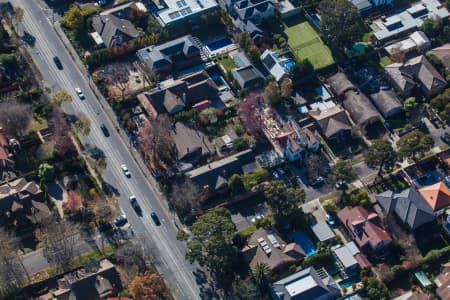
(288, 163), (333, 202)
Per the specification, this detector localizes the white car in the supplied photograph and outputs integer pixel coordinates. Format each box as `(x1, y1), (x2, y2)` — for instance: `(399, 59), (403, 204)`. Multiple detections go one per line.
(121, 164), (131, 177)
(75, 87), (85, 99)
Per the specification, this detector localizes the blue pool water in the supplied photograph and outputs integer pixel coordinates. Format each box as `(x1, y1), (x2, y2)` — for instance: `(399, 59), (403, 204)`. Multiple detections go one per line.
(280, 59), (295, 71)
(339, 275), (360, 288)
(289, 231), (317, 257)
(207, 38), (233, 52)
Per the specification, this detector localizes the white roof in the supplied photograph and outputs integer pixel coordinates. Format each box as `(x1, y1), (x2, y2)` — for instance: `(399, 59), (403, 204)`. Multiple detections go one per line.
(90, 32), (104, 45)
(285, 275), (317, 297)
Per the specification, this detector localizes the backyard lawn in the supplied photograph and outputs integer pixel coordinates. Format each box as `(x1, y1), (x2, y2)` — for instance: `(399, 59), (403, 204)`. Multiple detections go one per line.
(284, 19), (334, 70)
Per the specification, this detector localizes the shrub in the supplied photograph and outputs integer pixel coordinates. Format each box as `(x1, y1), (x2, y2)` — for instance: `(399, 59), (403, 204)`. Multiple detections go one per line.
(242, 168), (270, 190)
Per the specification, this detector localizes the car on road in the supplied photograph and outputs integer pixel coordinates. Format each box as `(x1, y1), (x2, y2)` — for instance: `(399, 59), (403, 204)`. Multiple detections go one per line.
(114, 214), (128, 227)
(121, 164), (131, 177)
(310, 176), (325, 187)
(441, 133), (450, 144)
(129, 195), (142, 215)
(151, 212), (161, 226)
(53, 56), (63, 70)
(75, 87), (85, 99)
(100, 124), (110, 137)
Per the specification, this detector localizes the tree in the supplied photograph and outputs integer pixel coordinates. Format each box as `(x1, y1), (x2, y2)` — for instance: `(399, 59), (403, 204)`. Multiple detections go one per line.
(247, 44), (261, 63)
(75, 114), (91, 136)
(228, 174), (245, 195)
(52, 110), (75, 156)
(280, 77), (293, 98)
(238, 94), (263, 140)
(264, 180), (305, 220)
(41, 217), (80, 270)
(12, 6), (24, 25)
(251, 262), (271, 296)
(397, 129), (434, 160)
(168, 179), (203, 218)
(66, 190), (84, 212)
(0, 99), (32, 137)
(146, 14), (163, 34)
(129, 272), (172, 300)
(138, 116), (175, 172)
(232, 278), (258, 300)
(0, 230), (27, 296)
(365, 139), (398, 176)
(63, 4), (84, 31)
(319, 0), (365, 57)
(38, 163), (55, 182)
(403, 96), (417, 115)
(264, 81), (281, 107)
(430, 88), (450, 124)
(103, 64), (130, 100)
(50, 90), (72, 108)
(290, 59), (314, 82)
(186, 207), (238, 287)
(330, 160), (357, 184)
(361, 277), (390, 300)
(322, 199), (337, 213)
(0, 53), (18, 69)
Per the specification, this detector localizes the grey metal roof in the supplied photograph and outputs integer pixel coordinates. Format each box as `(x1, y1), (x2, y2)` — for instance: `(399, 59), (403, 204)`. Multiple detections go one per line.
(231, 65), (264, 89)
(311, 221), (336, 242)
(333, 245), (358, 269)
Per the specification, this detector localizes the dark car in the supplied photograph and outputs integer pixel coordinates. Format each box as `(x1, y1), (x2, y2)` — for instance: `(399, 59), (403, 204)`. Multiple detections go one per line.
(53, 56), (63, 70)
(114, 215), (128, 227)
(310, 176), (325, 187)
(151, 212), (161, 226)
(441, 133), (450, 145)
(100, 124), (110, 137)
(129, 195), (142, 216)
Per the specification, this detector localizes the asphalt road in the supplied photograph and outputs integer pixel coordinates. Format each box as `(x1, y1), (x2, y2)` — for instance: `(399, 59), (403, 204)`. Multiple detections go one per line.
(13, 1), (203, 298)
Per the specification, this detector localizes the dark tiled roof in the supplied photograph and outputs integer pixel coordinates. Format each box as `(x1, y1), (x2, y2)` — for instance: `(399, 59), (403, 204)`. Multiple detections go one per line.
(370, 89), (402, 117)
(92, 14), (139, 47)
(342, 90), (380, 128)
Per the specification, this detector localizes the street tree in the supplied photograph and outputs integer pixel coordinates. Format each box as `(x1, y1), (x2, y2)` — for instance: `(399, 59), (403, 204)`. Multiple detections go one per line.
(264, 180), (305, 220)
(129, 272), (172, 300)
(238, 94), (263, 140)
(52, 110), (75, 156)
(251, 262), (271, 296)
(280, 77), (293, 98)
(41, 217), (80, 271)
(186, 207), (238, 287)
(75, 113), (91, 136)
(168, 179), (203, 218)
(12, 6), (24, 25)
(319, 0), (365, 58)
(104, 64), (130, 100)
(50, 90), (72, 108)
(38, 163), (55, 182)
(0, 99), (32, 137)
(330, 160), (357, 184)
(265, 81), (281, 107)
(396, 129), (434, 160)
(63, 4), (84, 31)
(365, 139), (398, 176)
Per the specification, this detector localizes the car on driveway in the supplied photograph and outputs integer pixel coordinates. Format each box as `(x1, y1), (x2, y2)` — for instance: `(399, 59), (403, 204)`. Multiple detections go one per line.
(310, 176), (325, 187)
(129, 195), (142, 215)
(121, 164), (131, 177)
(114, 214), (128, 227)
(53, 56), (63, 70)
(326, 213), (336, 227)
(75, 87), (85, 99)
(441, 133), (450, 144)
(151, 212), (161, 226)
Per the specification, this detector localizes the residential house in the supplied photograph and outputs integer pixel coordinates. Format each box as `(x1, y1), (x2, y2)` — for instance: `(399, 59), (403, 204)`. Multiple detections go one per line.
(271, 267), (341, 300)
(261, 108), (320, 162)
(186, 149), (256, 197)
(435, 262), (450, 300)
(0, 177), (50, 227)
(342, 90), (381, 131)
(385, 55), (447, 98)
(311, 221), (336, 243)
(351, 0), (372, 15)
(276, 0), (301, 19)
(171, 122), (214, 165)
(136, 35), (202, 75)
(370, 89), (403, 118)
(137, 70), (219, 118)
(326, 72), (355, 98)
(418, 181), (450, 215)
(260, 49), (292, 84)
(242, 228), (305, 272)
(49, 259), (122, 300)
(429, 43), (450, 70)
(151, 0), (217, 27)
(384, 31), (431, 56)
(338, 206), (392, 252)
(332, 242), (371, 277)
(376, 187), (436, 231)
(0, 128), (14, 171)
(309, 105), (352, 145)
(219, 0), (275, 41)
(231, 64), (265, 89)
(393, 291), (430, 300)
(91, 14), (139, 48)
(370, 0), (450, 42)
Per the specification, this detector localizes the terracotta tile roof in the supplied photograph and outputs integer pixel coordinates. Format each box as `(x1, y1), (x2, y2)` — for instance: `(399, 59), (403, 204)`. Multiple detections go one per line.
(419, 181), (450, 211)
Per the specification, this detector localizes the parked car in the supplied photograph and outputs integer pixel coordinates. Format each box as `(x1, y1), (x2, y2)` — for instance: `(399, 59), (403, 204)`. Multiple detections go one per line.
(129, 195), (142, 215)
(272, 170), (279, 179)
(114, 214), (128, 227)
(121, 164), (131, 177)
(335, 179), (348, 190)
(100, 124), (110, 137)
(326, 214), (336, 227)
(151, 212), (161, 226)
(441, 133), (450, 144)
(310, 176), (325, 187)
(53, 56), (63, 70)
(75, 87), (85, 99)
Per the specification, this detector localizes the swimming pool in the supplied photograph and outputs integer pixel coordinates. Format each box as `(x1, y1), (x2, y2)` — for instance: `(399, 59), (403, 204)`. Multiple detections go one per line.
(206, 38), (233, 52)
(289, 231), (317, 257)
(338, 274), (360, 288)
(280, 59), (295, 71)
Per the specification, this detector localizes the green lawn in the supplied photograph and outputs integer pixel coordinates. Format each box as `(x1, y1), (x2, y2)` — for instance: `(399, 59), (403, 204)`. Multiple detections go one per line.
(284, 19), (334, 70)
(379, 56), (393, 67)
(214, 55), (236, 72)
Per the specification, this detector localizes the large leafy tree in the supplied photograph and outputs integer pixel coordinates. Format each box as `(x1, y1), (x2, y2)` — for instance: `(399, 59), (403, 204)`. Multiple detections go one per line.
(186, 207), (238, 287)
(319, 0), (365, 57)
(365, 139), (398, 176)
(63, 4), (84, 31)
(263, 180), (305, 220)
(290, 59), (314, 82)
(38, 163), (55, 182)
(330, 160), (357, 184)
(129, 272), (172, 300)
(396, 129), (434, 160)
(430, 88), (450, 124)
